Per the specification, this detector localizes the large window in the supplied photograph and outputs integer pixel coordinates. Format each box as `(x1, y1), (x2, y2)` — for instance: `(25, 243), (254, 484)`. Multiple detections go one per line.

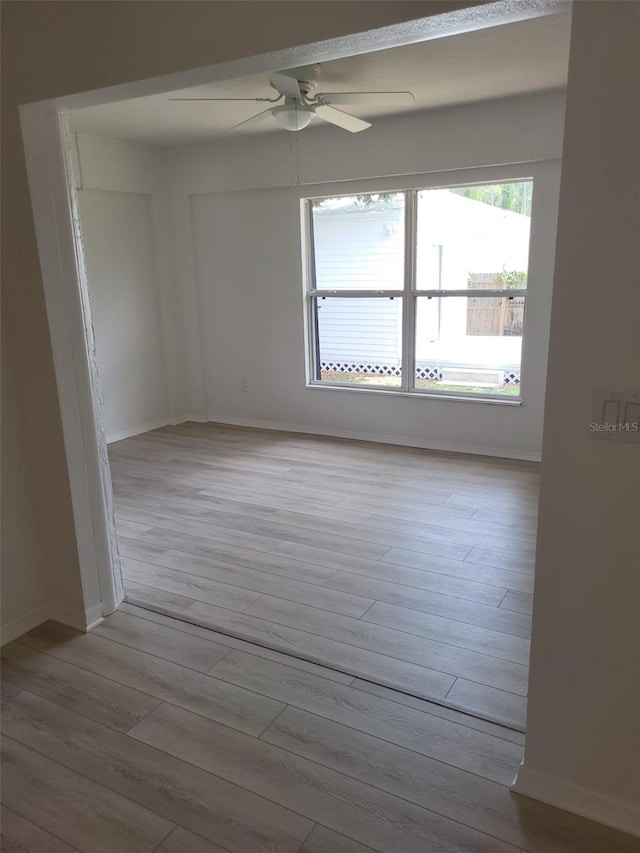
(305, 180), (533, 400)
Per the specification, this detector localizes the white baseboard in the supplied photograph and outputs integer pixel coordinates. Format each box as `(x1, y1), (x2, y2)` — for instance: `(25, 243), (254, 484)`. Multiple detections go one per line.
(0, 602), (52, 645)
(207, 414), (542, 462)
(176, 413), (208, 424)
(107, 414), (201, 444)
(50, 601), (104, 632)
(104, 411), (541, 461)
(512, 765), (640, 838)
(107, 417), (175, 444)
(1, 600), (109, 646)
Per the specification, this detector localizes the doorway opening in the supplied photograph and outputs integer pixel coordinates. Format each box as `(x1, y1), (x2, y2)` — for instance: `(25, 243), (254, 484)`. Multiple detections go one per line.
(21, 1), (569, 732)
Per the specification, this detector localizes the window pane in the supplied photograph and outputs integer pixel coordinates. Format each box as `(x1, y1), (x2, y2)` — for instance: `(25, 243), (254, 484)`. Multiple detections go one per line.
(313, 297), (402, 388)
(415, 296), (522, 397)
(416, 181), (532, 291)
(311, 193), (405, 290)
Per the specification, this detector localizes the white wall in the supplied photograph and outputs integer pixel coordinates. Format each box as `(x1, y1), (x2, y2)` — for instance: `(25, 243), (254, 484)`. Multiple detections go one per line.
(514, 2), (640, 836)
(75, 134), (178, 442)
(0, 340), (51, 642)
(168, 91), (564, 460)
(2, 0), (482, 648)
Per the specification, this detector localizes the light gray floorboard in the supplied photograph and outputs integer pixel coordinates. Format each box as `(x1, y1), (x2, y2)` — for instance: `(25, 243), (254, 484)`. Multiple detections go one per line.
(242, 596), (529, 695)
(261, 704), (640, 853)
(156, 827), (233, 853)
(301, 825), (379, 853)
(1, 641), (161, 732)
(501, 589), (535, 614)
(121, 529), (339, 584)
(0, 679), (24, 699)
(361, 600), (531, 664)
(20, 621), (284, 737)
(123, 546), (374, 617)
(465, 546), (536, 573)
(1, 737), (174, 853)
(115, 493), (390, 561)
(325, 571), (532, 638)
(267, 540), (509, 605)
(124, 580), (194, 613)
(121, 558), (264, 612)
(381, 546), (535, 593)
(209, 648), (523, 785)
(2, 607), (637, 853)
(130, 702), (518, 853)
(0, 805), (82, 853)
(110, 423), (539, 728)
(2, 690), (311, 853)
(180, 599), (456, 700)
(348, 677), (525, 745)
(118, 602), (355, 685)
(90, 609), (232, 672)
(446, 678), (529, 730)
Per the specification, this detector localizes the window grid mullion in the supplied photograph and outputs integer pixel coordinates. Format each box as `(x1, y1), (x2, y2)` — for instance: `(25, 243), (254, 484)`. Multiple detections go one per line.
(306, 200), (322, 381)
(402, 190), (417, 392)
(309, 291), (404, 299)
(413, 289), (527, 298)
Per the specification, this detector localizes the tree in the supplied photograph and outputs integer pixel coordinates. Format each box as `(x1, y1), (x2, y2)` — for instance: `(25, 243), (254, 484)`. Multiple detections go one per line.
(312, 192), (401, 210)
(451, 182), (532, 216)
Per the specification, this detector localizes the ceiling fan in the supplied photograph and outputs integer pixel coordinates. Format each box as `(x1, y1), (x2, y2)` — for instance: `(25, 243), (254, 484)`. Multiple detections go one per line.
(169, 69), (415, 133)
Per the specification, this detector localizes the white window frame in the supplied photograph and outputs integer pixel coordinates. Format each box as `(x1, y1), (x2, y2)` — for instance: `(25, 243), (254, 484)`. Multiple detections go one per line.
(304, 177), (532, 404)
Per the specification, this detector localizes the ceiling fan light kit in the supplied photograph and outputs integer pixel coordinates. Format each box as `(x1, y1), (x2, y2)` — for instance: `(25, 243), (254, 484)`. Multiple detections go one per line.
(170, 69), (414, 135)
(272, 102), (314, 131)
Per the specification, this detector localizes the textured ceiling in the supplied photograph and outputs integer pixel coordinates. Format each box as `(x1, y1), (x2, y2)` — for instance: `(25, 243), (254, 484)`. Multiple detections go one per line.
(68, 11), (571, 146)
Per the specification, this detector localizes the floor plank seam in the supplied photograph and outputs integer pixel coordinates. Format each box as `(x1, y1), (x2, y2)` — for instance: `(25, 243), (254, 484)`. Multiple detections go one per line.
(117, 512), (533, 602)
(9, 637), (202, 718)
(256, 702), (292, 741)
(250, 723), (526, 851)
(127, 599), (527, 733)
(2, 733), (180, 844)
(0, 803), (86, 853)
(356, 599), (378, 621)
(89, 626), (236, 677)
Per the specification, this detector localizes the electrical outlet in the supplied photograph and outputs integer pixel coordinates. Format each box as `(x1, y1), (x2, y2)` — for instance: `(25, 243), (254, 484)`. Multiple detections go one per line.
(241, 379), (249, 393)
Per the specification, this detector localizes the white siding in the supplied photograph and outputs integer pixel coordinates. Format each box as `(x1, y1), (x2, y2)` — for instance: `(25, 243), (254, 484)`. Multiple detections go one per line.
(317, 297), (401, 364)
(313, 191), (531, 370)
(313, 203), (403, 365)
(313, 204), (404, 290)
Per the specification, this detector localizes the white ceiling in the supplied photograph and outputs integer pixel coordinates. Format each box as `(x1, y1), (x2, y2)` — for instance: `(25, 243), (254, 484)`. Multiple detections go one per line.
(68, 12), (571, 147)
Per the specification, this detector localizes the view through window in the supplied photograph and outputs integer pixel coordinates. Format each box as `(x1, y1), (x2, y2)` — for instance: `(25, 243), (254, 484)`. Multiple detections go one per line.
(306, 179), (533, 400)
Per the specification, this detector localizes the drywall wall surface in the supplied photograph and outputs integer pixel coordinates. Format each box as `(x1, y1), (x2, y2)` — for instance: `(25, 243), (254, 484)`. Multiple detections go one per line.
(78, 189), (169, 441)
(1, 339), (51, 642)
(3, 0), (457, 637)
(169, 90), (566, 196)
(76, 134), (176, 441)
(178, 92), (563, 458)
(518, 0), (640, 833)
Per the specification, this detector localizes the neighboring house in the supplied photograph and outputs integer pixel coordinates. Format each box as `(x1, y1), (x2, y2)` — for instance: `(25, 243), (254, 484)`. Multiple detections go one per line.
(313, 191), (530, 383)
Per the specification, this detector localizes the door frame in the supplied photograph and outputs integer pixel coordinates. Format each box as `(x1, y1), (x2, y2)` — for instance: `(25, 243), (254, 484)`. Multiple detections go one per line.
(19, 0), (567, 627)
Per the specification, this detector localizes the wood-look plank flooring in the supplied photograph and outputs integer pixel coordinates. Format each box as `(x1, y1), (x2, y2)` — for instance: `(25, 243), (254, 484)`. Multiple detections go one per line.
(109, 422), (539, 729)
(2, 608), (638, 853)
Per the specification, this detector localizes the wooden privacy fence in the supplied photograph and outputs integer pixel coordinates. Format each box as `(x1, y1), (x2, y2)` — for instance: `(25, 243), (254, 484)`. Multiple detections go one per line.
(466, 272), (525, 336)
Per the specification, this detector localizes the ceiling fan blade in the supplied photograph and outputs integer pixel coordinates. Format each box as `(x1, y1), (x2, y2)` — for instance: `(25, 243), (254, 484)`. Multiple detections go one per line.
(229, 107), (274, 131)
(169, 97), (276, 103)
(315, 91), (415, 107)
(313, 104), (371, 133)
(269, 72), (302, 99)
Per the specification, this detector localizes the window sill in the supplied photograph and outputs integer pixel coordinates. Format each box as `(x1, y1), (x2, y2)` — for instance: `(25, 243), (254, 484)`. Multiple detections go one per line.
(306, 381), (522, 406)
